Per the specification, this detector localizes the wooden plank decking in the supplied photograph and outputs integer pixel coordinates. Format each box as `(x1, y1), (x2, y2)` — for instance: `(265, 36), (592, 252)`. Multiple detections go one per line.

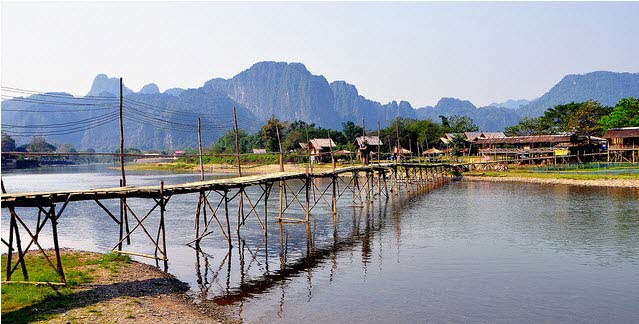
(1, 163), (449, 207)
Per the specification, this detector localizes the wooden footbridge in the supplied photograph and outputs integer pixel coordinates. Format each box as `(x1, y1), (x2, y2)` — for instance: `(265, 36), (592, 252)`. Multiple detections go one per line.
(1, 162), (455, 285)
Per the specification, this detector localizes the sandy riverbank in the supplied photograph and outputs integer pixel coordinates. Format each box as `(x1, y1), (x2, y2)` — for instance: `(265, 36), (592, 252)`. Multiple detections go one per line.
(124, 162), (339, 175)
(464, 175), (639, 188)
(1, 250), (234, 323)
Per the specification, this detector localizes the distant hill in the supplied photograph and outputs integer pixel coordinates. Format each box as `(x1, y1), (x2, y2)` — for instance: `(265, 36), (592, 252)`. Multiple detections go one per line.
(489, 99), (531, 109)
(518, 71), (639, 117)
(2, 63), (637, 150)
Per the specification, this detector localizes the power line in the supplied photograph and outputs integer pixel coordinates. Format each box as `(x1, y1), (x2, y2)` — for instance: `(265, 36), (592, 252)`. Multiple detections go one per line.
(1, 96), (118, 107)
(3, 115), (119, 136)
(2, 111), (120, 129)
(1, 86), (118, 100)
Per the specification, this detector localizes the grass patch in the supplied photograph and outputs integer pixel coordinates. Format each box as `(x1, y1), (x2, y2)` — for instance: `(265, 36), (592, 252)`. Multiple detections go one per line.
(1, 251), (131, 322)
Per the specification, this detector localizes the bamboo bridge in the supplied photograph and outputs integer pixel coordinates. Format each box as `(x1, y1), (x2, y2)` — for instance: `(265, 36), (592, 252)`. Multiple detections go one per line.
(1, 162), (456, 285)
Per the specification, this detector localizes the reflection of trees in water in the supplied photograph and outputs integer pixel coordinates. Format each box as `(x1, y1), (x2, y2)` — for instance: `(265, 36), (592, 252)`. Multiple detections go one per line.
(191, 181), (441, 317)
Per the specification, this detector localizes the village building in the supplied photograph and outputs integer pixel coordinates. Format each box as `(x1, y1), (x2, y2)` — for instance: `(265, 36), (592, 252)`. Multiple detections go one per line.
(353, 135), (382, 165)
(437, 132), (507, 155)
(308, 138), (336, 164)
(603, 127), (639, 163)
(475, 133), (604, 162)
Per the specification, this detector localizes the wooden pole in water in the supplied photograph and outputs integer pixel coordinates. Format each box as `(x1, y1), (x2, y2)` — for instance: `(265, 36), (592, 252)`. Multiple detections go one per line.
(160, 181), (168, 271)
(198, 117), (204, 181)
(224, 190), (232, 247)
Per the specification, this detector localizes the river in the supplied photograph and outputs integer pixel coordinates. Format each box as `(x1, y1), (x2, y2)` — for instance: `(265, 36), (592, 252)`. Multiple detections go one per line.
(2, 164), (638, 323)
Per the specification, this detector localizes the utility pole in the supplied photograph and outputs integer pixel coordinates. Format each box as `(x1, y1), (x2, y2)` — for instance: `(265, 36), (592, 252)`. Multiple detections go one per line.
(362, 118), (366, 137)
(119, 78), (126, 186)
(232, 107), (243, 234)
(306, 124), (312, 173)
(276, 124), (284, 172)
(395, 117), (401, 163)
(197, 117), (204, 181)
(232, 107), (242, 177)
(328, 130), (335, 171)
(377, 120), (381, 164)
(118, 78), (129, 247)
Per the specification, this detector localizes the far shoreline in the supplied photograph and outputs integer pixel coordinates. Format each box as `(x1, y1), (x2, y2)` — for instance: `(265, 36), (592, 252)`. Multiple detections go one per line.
(463, 175), (639, 188)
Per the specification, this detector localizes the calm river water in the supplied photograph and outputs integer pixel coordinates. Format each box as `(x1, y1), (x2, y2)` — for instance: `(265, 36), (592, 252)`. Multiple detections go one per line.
(2, 164), (638, 323)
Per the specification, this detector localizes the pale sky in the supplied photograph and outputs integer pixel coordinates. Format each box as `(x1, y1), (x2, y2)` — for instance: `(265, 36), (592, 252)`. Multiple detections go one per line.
(2, 1), (638, 107)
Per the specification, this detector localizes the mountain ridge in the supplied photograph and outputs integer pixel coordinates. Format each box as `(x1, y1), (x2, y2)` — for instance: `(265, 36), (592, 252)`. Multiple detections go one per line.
(3, 62), (638, 150)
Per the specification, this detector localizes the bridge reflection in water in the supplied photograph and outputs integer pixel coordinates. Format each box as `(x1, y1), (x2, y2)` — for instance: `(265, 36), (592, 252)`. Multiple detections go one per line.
(190, 177), (448, 320)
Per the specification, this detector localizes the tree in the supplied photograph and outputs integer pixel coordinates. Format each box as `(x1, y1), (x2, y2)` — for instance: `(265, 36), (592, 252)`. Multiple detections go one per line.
(26, 136), (56, 152)
(341, 121), (364, 143)
(504, 117), (544, 136)
(450, 133), (467, 157)
(405, 119), (442, 149)
(261, 115), (284, 152)
(599, 97), (639, 131)
(567, 100), (609, 138)
(282, 129), (305, 152)
(538, 102), (582, 133)
(1, 133), (16, 152)
(445, 115), (479, 133)
(212, 130), (252, 153)
(57, 143), (77, 153)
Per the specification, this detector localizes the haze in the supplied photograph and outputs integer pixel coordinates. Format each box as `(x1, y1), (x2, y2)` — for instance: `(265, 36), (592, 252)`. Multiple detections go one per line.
(2, 1), (638, 107)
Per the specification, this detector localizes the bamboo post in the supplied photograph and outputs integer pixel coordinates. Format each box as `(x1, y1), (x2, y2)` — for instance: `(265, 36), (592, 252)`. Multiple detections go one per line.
(118, 78), (130, 246)
(233, 107), (244, 232)
(377, 121), (382, 165)
(306, 125), (312, 173)
(198, 117), (204, 181)
(224, 190), (232, 247)
(194, 192), (202, 248)
(305, 175), (311, 222)
(332, 175), (337, 221)
(276, 124), (284, 172)
(328, 131), (335, 171)
(160, 181), (168, 271)
(395, 117), (401, 163)
(49, 205), (66, 283)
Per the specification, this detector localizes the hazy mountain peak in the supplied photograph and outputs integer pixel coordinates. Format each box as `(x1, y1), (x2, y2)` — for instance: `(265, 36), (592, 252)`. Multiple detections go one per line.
(164, 87), (185, 96)
(87, 74), (133, 97)
(489, 98), (531, 109)
(519, 70), (639, 117)
(435, 97), (476, 110)
(139, 83), (160, 94)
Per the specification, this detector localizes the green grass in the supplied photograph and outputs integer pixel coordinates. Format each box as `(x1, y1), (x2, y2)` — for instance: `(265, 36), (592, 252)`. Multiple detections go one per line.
(1, 251), (131, 321)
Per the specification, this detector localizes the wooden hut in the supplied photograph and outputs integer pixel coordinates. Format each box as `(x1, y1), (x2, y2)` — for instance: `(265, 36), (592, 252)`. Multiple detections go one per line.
(603, 127), (639, 163)
(308, 138), (336, 163)
(475, 133), (600, 162)
(354, 135), (382, 165)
